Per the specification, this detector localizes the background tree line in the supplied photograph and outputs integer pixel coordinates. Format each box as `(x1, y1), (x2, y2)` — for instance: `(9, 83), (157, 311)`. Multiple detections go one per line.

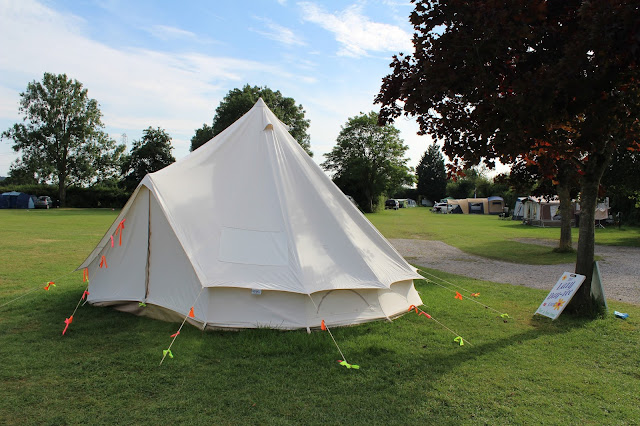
(1, 76), (315, 207)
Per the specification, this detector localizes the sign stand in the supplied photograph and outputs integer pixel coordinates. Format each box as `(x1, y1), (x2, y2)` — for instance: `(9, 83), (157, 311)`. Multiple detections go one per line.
(590, 261), (608, 311)
(535, 272), (586, 320)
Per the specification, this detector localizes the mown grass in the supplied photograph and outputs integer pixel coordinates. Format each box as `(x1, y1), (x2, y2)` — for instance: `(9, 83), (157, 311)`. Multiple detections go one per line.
(1, 209), (639, 424)
(367, 207), (640, 264)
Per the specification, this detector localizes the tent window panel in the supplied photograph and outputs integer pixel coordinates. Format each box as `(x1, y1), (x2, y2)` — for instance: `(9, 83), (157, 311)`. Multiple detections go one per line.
(219, 227), (288, 266)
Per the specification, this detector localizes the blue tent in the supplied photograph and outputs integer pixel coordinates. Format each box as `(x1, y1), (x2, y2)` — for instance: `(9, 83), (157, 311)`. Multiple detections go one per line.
(0, 191), (36, 209)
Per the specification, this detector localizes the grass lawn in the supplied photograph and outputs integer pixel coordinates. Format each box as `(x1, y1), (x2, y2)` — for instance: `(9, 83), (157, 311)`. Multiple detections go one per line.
(367, 207), (640, 264)
(1, 209), (639, 424)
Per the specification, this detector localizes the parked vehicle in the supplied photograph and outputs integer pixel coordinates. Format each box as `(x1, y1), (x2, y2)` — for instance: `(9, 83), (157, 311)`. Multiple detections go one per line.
(385, 199), (399, 210)
(432, 202), (453, 213)
(34, 196), (53, 209)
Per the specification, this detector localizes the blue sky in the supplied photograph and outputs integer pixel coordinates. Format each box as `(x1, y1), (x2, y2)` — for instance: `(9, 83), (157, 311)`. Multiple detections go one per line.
(0, 0), (434, 177)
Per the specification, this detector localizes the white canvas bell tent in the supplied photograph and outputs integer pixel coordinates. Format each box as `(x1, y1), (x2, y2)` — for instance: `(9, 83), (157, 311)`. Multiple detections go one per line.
(78, 99), (422, 330)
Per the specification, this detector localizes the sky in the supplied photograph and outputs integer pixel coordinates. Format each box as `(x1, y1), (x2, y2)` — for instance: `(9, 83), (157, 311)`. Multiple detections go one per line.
(0, 0), (436, 178)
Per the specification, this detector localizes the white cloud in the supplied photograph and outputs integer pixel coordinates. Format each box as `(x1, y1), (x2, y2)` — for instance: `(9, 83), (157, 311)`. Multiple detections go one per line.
(0, 0), (317, 174)
(251, 17), (306, 46)
(145, 24), (197, 41)
(298, 2), (412, 57)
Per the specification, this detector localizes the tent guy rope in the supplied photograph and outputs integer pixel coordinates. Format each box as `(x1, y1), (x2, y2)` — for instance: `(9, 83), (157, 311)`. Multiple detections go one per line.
(419, 270), (511, 319)
(61, 268), (90, 335)
(308, 294), (359, 369)
(0, 269), (77, 310)
(408, 305), (473, 346)
(160, 287), (204, 366)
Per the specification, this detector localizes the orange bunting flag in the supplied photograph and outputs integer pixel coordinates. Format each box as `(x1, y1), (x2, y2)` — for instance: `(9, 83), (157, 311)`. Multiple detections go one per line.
(115, 219), (126, 246)
(62, 316), (73, 335)
(471, 293), (480, 297)
(44, 281), (56, 291)
(188, 307), (195, 318)
(419, 311), (432, 319)
(170, 331), (180, 338)
(455, 292), (463, 300)
(83, 268), (89, 283)
(81, 290), (90, 301)
(321, 320), (327, 331)
(408, 305), (418, 314)
(110, 235), (114, 248)
(100, 255), (108, 268)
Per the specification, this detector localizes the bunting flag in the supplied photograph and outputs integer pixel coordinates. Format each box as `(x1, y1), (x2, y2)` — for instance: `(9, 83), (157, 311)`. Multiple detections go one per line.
(418, 311), (431, 319)
(99, 255), (108, 269)
(408, 305), (419, 314)
(471, 293), (480, 297)
(44, 281), (56, 291)
(62, 316), (73, 335)
(82, 268), (89, 283)
(81, 290), (90, 301)
(114, 219), (126, 246)
(321, 320), (327, 331)
(455, 292), (463, 300)
(188, 307), (195, 318)
(110, 235), (114, 248)
(170, 331), (180, 338)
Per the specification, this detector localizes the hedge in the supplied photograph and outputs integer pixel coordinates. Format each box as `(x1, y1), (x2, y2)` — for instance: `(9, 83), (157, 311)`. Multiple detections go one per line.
(0, 183), (132, 208)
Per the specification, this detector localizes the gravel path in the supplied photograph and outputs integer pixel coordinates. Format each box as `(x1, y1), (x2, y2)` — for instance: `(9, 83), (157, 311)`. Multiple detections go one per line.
(390, 238), (640, 305)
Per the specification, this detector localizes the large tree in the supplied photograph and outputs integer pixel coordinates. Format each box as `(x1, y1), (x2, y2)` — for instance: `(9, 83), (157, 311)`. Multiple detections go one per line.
(376, 0), (640, 317)
(191, 85), (312, 156)
(2, 73), (124, 205)
(121, 127), (175, 190)
(322, 111), (413, 212)
(601, 147), (640, 224)
(416, 142), (447, 203)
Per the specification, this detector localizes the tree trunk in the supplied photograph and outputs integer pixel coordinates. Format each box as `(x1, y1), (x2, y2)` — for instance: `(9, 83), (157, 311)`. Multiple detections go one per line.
(566, 153), (610, 318)
(58, 173), (66, 207)
(556, 174), (574, 252)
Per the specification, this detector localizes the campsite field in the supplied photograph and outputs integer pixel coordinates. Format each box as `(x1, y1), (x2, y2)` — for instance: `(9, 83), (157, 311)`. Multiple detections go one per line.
(1, 209), (639, 424)
(368, 207), (640, 264)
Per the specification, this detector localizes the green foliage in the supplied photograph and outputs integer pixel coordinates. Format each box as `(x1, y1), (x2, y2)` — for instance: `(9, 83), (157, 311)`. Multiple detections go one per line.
(121, 127), (175, 190)
(1, 73), (125, 205)
(416, 142), (447, 203)
(192, 85), (312, 156)
(189, 123), (215, 152)
(322, 111), (413, 213)
(0, 209), (639, 424)
(446, 167), (494, 199)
